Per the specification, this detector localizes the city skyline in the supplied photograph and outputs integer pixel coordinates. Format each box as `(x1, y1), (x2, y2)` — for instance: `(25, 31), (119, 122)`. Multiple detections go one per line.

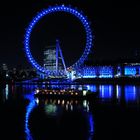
(0, 0), (140, 68)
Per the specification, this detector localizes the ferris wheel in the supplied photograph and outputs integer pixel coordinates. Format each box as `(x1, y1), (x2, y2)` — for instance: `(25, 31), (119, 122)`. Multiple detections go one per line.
(24, 5), (93, 74)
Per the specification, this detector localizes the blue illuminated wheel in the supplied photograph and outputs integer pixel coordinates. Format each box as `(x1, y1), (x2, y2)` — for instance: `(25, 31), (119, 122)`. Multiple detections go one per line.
(24, 5), (93, 73)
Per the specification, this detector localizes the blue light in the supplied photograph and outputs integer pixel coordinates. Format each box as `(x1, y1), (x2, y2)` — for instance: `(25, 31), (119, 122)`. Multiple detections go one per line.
(86, 85), (97, 92)
(24, 5), (93, 73)
(125, 85), (136, 102)
(88, 113), (94, 135)
(116, 85), (121, 99)
(25, 100), (36, 140)
(125, 66), (136, 76)
(82, 66), (113, 78)
(99, 85), (113, 99)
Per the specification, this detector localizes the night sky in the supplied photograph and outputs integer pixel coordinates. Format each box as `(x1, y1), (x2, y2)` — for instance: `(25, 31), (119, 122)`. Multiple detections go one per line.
(0, 0), (140, 68)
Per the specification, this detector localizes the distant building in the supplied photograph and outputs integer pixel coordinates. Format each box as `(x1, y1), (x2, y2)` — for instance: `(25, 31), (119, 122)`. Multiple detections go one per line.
(44, 45), (57, 71)
(2, 64), (8, 71)
(0, 64), (8, 78)
(43, 40), (67, 77)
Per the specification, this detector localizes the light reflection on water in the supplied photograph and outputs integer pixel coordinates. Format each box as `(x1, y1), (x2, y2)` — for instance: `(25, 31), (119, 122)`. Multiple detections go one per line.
(25, 100), (36, 140)
(25, 97), (94, 140)
(97, 85), (138, 103)
(1, 84), (140, 104)
(124, 85), (136, 102)
(82, 84), (139, 103)
(22, 84), (140, 140)
(0, 84), (140, 140)
(99, 85), (113, 99)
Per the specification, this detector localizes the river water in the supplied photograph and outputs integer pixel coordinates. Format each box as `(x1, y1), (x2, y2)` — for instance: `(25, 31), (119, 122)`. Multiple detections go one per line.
(0, 84), (139, 140)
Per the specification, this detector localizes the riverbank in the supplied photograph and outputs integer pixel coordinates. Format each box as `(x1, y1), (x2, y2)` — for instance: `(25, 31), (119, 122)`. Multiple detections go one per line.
(74, 77), (140, 85)
(4, 76), (140, 85)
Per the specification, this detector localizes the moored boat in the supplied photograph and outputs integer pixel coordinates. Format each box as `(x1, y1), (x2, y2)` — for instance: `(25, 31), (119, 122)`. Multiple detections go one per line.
(34, 88), (97, 100)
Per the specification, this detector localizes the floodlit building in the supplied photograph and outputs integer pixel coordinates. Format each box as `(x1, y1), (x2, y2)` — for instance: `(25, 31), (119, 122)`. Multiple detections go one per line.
(43, 40), (67, 78)
(44, 46), (57, 71)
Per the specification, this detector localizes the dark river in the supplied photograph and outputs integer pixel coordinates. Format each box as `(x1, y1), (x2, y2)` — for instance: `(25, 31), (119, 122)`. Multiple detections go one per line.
(0, 84), (140, 140)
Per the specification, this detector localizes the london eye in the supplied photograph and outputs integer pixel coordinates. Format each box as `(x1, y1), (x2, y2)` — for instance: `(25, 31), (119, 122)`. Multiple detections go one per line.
(24, 5), (93, 75)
